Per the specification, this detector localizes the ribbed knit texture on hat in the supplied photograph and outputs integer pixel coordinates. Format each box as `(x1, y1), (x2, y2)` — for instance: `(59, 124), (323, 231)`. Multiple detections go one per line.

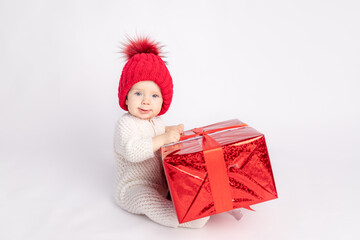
(118, 38), (173, 116)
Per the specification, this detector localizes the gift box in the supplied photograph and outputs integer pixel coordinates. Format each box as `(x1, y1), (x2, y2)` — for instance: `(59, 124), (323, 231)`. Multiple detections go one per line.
(161, 119), (278, 223)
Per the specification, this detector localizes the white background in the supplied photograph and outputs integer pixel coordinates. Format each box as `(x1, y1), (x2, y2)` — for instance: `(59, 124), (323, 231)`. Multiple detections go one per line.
(1, 0), (359, 239)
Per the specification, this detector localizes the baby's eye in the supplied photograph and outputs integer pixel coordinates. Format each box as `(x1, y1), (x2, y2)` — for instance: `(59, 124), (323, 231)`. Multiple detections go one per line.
(152, 94), (159, 98)
(135, 92), (142, 96)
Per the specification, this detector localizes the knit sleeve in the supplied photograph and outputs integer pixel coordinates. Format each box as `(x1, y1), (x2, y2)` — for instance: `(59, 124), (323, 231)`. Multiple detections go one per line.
(114, 116), (154, 163)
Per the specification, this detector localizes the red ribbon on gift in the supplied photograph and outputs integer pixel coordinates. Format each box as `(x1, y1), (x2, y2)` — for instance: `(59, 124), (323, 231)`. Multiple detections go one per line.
(181, 124), (248, 214)
(179, 124), (248, 142)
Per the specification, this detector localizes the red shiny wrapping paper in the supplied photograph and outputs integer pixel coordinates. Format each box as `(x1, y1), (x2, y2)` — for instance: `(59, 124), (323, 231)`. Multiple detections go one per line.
(161, 119), (278, 223)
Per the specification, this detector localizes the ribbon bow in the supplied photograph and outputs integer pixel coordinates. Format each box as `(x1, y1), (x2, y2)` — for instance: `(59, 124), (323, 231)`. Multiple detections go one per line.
(179, 124), (248, 142)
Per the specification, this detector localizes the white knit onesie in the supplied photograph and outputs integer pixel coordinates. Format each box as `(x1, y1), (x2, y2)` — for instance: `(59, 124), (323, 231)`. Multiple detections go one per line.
(114, 113), (209, 228)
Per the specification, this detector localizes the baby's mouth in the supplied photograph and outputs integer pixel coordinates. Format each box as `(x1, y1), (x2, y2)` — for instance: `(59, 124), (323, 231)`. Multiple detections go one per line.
(139, 108), (151, 114)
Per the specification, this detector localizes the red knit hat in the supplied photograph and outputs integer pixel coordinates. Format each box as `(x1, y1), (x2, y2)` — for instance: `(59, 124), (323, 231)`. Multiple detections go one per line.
(118, 36), (173, 116)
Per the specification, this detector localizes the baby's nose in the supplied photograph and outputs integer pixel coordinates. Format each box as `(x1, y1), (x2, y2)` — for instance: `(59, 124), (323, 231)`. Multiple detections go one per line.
(142, 96), (150, 104)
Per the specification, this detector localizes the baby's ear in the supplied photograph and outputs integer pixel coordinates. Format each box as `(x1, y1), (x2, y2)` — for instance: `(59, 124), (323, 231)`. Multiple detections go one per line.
(125, 98), (128, 106)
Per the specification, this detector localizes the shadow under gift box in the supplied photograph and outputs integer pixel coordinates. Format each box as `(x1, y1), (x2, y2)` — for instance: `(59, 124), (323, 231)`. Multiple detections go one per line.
(161, 119), (278, 224)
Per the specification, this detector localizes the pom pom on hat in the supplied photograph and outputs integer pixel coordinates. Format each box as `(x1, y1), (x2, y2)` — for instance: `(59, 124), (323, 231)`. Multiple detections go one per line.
(118, 36), (173, 116)
(122, 36), (162, 61)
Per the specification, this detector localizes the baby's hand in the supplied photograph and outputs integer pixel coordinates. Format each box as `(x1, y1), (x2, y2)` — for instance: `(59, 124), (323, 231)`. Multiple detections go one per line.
(177, 124), (184, 134)
(166, 124), (184, 134)
(153, 125), (184, 152)
(163, 130), (180, 145)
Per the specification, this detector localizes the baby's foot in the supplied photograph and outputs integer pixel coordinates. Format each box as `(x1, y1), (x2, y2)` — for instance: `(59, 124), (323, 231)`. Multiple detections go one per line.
(227, 209), (243, 221)
(179, 216), (210, 229)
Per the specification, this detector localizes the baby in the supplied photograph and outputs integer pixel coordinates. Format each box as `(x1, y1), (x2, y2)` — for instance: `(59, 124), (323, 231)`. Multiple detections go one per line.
(114, 37), (210, 228)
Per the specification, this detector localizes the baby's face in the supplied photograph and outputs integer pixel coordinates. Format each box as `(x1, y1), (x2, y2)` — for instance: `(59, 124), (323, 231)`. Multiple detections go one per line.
(126, 81), (163, 120)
